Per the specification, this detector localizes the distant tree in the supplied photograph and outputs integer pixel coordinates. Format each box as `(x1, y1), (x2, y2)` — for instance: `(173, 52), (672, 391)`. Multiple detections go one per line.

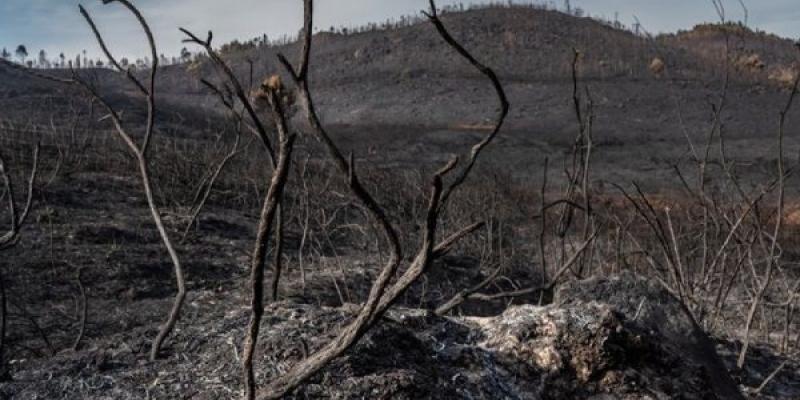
(59, 52), (66, 68)
(96, 60), (104, 67)
(0, 48), (9, 60)
(15, 45), (28, 64)
(25, 60), (33, 68)
(38, 49), (48, 68)
(180, 47), (191, 63)
(120, 57), (129, 68)
(75, 54), (81, 69)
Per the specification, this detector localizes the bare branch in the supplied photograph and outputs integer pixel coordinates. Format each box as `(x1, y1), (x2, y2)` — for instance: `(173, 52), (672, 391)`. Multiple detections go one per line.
(423, 0), (510, 209)
(181, 28), (277, 163)
(243, 120), (296, 400)
(0, 143), (40, 249)
(435, 263), (503, 315)
(259, 1), (509, 397)
(78, 4), (147, 95)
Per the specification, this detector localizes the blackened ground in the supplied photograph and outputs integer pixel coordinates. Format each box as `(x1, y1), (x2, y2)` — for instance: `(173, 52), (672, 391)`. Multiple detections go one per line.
(0, 172), (797, 399)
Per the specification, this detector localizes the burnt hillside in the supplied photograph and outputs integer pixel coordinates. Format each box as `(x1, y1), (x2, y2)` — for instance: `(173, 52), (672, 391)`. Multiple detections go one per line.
(2, 5), (800, 185)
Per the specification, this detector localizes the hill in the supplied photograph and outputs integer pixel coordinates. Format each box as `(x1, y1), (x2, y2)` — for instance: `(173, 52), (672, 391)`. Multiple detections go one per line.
(146, 6), (798, 189)
(6, 5), (798, 185)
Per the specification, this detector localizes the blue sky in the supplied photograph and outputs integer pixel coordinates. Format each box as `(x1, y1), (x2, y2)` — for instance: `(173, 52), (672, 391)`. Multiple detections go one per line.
(1, 1), (798, 62)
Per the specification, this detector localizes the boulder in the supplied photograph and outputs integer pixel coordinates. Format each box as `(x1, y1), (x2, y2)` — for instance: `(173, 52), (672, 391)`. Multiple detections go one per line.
(556, 273), (744, 400)
(296, 274), (743, 398)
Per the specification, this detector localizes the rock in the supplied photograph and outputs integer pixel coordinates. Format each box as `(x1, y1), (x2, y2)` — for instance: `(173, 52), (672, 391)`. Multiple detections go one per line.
(463, 302), (720, 399)
(556, 273), (744, 400)
(475, 304), (629, 383)
(286, 276), (739, 399)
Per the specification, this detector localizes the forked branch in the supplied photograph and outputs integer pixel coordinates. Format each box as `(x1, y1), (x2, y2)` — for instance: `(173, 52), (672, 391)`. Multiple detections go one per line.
(423, 0), (510, 209)
(257, 1), (507, 398)
(181, 28), (277, 162)
(78, 1), (186, 361)
(0, 144), (41, 250)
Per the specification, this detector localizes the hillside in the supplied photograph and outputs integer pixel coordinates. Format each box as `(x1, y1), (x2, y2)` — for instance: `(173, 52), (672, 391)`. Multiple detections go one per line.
(213, 7), (798, 188)
(4, 5), (799, 185)
(2, 5), (800, 399)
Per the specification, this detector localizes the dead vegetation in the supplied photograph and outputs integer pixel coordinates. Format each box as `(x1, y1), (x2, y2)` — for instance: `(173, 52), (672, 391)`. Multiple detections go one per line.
(0, 141), (39, 382)
(0, 0), (799, 399)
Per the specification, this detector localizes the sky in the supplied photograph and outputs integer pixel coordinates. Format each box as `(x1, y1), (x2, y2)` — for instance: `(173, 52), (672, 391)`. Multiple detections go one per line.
(1, 0), (799, 63)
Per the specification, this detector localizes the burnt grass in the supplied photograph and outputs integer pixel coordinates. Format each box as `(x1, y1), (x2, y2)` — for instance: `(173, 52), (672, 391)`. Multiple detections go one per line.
(0, 167), (512, 399)
(2, 4), (800, 399)
(2, 142), (799, 399)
